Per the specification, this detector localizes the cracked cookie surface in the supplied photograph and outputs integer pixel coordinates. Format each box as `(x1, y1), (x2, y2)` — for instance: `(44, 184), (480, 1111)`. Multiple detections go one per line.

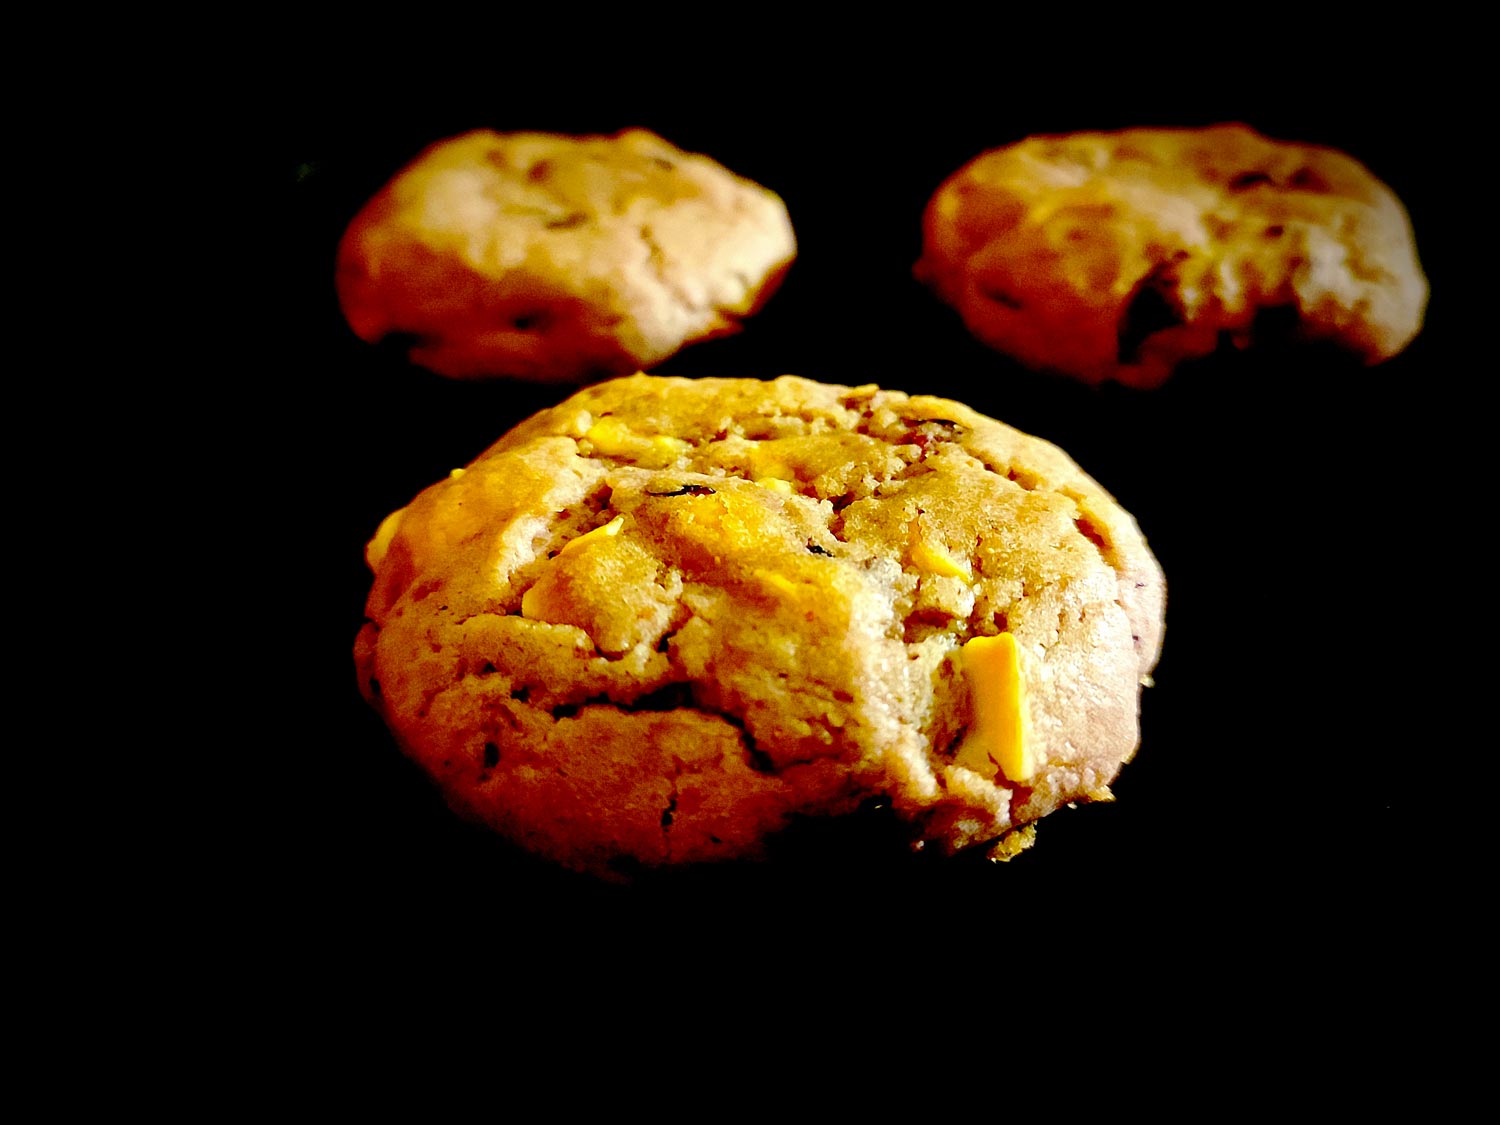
(915, 123), (1428, 387)
(336, 129), (796, 381)
(354, 374), (1165, 876)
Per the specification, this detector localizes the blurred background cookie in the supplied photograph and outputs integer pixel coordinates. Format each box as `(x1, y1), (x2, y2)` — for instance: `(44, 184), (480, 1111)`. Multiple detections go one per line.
(915, 123), (1428, 388)
(354, 374), (1164, 878)
(336, 128), (796, 381)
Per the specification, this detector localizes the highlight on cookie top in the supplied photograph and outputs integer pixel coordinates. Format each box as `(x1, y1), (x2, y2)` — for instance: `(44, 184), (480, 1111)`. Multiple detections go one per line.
(353, 373), (1165, 878)
(914, 123), (1428, 388)
(335, 128), (797, 382)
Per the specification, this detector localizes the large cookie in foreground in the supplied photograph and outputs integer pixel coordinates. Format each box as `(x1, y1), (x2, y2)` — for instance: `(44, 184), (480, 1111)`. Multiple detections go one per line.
(354, 374), (1164, 877)
(915, 123), (1428, 388)
(336, 129), (796, 381)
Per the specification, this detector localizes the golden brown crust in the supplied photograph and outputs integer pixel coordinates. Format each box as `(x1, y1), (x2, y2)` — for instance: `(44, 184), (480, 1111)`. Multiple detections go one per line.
(355, 374), (1165, 875)
(915, 123), (1428, 387)
(336, 129), (796, 381)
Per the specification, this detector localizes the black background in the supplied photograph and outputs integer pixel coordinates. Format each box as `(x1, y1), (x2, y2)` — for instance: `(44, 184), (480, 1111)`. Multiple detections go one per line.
(273, 68), (1457, 981)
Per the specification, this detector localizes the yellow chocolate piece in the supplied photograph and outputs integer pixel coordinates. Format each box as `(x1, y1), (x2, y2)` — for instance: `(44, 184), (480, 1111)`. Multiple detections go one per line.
(908, 519), (973, 582)
(366, 507), (406, 570)
(556, 514), (624, 558)
(519, 581), (549, 621)
(584, 419), (690, 465)
(752, 568), (803, 600)
(747, 568), (824, 624)
(750, 452), (796, 482)
(522, 516), (626, 620)
(583, 417), (635, 455)
(954, 632), (1034, 782)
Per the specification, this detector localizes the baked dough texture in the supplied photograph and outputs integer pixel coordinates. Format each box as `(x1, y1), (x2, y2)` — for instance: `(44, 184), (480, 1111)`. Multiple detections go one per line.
(354, 374), (1165, 876)
(915, 124), (1428, 387)
(336, 129), (797, 381)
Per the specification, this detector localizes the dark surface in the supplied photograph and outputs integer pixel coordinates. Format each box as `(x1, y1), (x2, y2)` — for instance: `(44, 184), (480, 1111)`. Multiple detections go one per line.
(272, 79), (1454, 976)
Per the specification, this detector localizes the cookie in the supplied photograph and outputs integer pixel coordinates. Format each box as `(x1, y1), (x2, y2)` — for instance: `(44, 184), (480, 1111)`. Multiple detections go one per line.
(336, 129), (796, 381)
(915, 123), (1428, 388)
(354, 373), (1165, 877)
